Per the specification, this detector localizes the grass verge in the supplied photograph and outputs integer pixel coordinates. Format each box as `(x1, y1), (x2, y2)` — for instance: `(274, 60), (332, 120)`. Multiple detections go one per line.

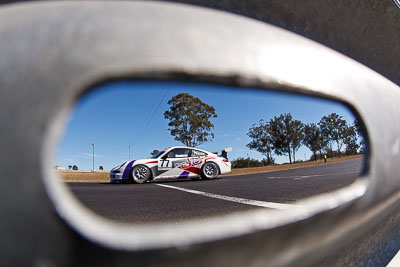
(222, 154), (363, 177)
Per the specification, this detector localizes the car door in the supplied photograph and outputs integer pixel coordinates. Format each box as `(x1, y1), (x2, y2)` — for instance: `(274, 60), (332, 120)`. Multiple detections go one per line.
(156, 148), (190, 177)
(189, 149), (207, 169)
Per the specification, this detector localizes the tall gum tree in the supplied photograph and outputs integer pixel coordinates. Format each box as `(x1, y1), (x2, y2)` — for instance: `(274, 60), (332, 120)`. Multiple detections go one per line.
(319, 113), (347, 158)
(247, 119), (274, 165)
(164, 93), (217, 147)
(353, 118), (366, 152)
(303, 123), (326, 161)
(269, 113), (304, 164)
(344, 125), (359, 155)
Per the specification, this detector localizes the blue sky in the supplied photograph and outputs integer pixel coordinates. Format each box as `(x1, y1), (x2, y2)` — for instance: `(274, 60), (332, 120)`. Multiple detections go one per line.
(56, 81), (356, 170)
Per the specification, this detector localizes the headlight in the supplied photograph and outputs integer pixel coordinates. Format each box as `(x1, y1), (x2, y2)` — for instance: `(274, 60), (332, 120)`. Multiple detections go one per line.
(112, 161), (127, 172)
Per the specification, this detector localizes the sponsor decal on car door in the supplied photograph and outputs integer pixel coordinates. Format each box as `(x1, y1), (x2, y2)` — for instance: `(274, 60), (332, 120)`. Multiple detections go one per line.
(156, 148), (190, 178)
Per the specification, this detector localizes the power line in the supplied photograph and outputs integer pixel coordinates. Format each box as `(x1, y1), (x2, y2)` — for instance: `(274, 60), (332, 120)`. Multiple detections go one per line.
(132, 83), (173, 148)
(107, 83), (172, 159)
(137, 89), (164, 133)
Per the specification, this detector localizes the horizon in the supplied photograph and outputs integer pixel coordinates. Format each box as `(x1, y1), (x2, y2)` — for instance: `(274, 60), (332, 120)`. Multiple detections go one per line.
(56, 81), (357, 170)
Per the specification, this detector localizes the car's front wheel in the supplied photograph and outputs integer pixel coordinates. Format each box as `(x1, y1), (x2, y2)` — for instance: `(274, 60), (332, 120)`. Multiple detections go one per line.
(201, 162), (219, 179)
(131, 165), (151, 184)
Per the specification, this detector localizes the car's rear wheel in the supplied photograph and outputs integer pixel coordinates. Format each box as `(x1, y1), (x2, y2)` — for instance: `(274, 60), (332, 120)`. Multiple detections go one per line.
(201, 162), (219, 179)
(131, 165), (151, 184)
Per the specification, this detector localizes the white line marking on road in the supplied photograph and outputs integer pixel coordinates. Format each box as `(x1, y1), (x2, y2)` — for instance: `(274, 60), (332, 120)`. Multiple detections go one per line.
(156, 184), (302, 210)
(268, 171), (360, 180)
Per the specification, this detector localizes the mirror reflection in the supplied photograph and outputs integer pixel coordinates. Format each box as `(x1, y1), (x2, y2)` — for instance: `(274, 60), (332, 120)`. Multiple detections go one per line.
(55, 81), (365, 224)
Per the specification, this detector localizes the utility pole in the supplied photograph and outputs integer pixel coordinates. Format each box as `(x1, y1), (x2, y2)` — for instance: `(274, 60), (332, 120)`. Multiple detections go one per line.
(92, 143), (95, 171)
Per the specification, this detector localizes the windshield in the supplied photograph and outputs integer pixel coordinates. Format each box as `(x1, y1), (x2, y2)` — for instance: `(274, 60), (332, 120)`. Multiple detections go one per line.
(151, 151), (164, 159)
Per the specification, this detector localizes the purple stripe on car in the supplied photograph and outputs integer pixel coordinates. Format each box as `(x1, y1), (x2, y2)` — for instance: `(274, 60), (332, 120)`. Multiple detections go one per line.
(122, 160), (135, 179)
(178, 171), (190, 178)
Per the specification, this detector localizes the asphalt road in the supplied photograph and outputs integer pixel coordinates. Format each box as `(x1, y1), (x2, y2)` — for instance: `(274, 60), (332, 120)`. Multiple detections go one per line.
(68, 158), (363, 224)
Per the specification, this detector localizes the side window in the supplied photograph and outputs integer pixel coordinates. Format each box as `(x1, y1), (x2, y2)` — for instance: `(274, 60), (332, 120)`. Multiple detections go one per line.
(167, 148), (190, 158)
(191, 150), (207, 157)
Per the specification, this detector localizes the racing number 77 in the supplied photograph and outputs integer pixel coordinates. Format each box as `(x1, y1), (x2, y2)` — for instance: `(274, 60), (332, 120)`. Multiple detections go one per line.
(160, 159), (170, 168)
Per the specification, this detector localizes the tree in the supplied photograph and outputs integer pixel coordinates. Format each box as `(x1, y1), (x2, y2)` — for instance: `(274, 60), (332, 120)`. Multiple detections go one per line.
(150, 150), (159, 156)
(68, 165), (72, 170)
(343, 126), (359, 155)
(290, 119), (305, 163)
(269, 113), (304, 164)
(231, 157), (268, 168)
(72, 165), (78, 170)
(354, 118), (366, 152)
(246, 119), (274, 165)
(164, 93), (217, 147)
(99, 166), (104, 171)
(319, 113), (347, 158)
(303, 123), (326, 161)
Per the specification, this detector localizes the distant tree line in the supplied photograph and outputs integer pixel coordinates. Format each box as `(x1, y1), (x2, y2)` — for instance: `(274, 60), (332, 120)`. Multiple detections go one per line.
(231, 157), (273, 168)
(65, 165), (104, 171)
(246, 112), (364, 165)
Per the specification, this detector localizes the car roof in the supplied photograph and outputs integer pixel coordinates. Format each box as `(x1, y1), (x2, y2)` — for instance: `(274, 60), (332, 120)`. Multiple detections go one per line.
(163, 146), (214, 154)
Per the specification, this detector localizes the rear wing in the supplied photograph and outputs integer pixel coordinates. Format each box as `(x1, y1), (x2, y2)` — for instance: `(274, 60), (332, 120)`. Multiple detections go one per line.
(213, 147), (232, 160)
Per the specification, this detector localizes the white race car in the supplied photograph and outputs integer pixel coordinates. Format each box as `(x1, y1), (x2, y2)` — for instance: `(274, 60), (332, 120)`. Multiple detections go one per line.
(110, 146), (232, 183)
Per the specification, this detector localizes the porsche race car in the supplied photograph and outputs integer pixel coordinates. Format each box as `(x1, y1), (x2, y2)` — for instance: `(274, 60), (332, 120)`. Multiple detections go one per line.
(110, 146), (232, 183)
